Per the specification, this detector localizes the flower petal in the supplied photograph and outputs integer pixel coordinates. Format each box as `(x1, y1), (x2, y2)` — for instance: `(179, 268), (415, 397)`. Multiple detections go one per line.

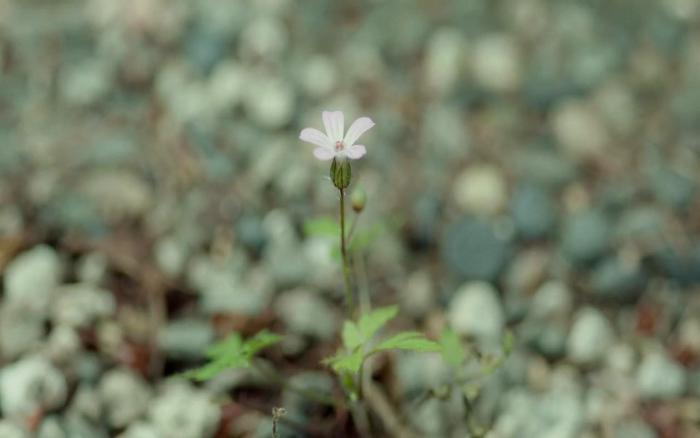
(300, 128), (332, 148)
(343, 117), (375, 147)
(322, 110), (344, 142)
(313, 147), (336, 160)
(345, 144), (367, 159)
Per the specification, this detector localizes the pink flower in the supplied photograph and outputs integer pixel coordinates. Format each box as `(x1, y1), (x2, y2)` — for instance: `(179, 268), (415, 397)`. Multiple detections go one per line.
(299, 111), (375, 160)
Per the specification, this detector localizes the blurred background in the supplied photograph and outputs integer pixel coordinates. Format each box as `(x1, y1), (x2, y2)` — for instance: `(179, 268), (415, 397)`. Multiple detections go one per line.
(1, 0), (699, 437)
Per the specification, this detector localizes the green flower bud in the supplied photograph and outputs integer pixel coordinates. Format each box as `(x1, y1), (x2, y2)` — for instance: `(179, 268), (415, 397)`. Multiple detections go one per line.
(351, 187), (366, 213)
(330, 158), (352, 189)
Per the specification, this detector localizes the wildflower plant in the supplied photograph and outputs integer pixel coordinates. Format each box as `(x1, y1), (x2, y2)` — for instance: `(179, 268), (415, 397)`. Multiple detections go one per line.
(182, 110), (510, 436)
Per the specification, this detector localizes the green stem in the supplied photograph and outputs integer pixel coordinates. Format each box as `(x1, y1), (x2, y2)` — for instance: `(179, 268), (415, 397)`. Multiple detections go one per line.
(339, 188), (354, 316)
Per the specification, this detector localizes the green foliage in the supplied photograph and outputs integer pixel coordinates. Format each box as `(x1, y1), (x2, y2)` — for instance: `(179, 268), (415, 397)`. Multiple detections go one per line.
(324, 306), (439, 379)
(439, 328), (466, 369)
(303, 217), (340, 238)
(373, 331), (441, 353)
(181, 330), (282, 382)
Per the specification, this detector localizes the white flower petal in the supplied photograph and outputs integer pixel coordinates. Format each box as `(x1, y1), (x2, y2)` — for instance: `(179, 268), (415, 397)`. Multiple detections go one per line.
(313, 147), (336, 160)
(343, 117), (375, 147)
(345, 144), (367, 159)
(299, 128), (332, 148)
(322, 110), (344, 142)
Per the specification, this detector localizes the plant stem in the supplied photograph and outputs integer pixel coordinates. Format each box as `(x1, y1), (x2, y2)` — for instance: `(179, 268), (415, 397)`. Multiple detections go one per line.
(339, 188), (354, 315)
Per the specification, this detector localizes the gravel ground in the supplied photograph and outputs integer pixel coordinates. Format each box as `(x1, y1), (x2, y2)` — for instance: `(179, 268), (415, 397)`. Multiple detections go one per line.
(1, 1), (699, 437)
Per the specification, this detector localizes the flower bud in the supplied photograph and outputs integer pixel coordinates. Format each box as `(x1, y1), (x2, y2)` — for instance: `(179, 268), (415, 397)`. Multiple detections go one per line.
(330, 158), (351, 189)
(351, 187), (366, 213)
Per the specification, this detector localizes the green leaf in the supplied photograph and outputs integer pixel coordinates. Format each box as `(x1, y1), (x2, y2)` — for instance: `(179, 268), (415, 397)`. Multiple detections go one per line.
(373, 331), (441, 353)
(440, 328), (466, 369)
(501, 330), (515, 355)
(243, 330), (283, 356)
(304, 217), (340, 238)
(182, 330), (282, 382)
(342, 321), (363, 350)
(323, 349), (364, 375)
(358, 306), (398, 341)
(205, 333), (244, 359)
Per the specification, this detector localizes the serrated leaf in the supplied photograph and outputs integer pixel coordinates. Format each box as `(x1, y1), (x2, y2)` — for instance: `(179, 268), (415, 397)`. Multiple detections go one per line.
(323, 349), (364, 375)
(440, 328), (466, 369)
(304, 217), (340, 237)
(373, 331), (441, 353)
(358, 306), (398, 341)
(206, 333), (244, 359)
(243, 330), (283, 356)
(182, 330), (281, 382)
(342, 321), (363, 350)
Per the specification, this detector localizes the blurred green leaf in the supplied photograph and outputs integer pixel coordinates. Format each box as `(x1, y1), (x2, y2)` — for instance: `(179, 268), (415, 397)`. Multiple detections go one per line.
(243, 330), (283, 356)
(323, 349), (364, 375)
(440, 328), (466, 369)
(373, 331), (441, 353)
(342, 321), (363, 350)
(304, 217), (340, 237)
(358, 305), (398, 341)
(182, 330), (282, 382)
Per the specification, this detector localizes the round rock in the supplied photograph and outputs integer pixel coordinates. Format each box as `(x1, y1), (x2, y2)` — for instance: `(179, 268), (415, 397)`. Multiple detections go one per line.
(442, 217), (510, 281)
(447, 282), (505, 343)
(566, 307), (615, 365)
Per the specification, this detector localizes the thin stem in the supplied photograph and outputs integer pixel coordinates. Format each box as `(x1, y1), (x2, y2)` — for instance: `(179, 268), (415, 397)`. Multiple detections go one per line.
(339, 188), (354, 315)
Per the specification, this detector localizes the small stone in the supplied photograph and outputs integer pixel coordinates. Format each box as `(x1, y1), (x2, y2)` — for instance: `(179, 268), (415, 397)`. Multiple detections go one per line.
(45, 325), (82, 364)
(472, 34), (521, 92)
(551, 99), (610, 160)
(649, 167), (696, 211)
(37, 416), (65, 438)
(442, 217), (510, 281)
(453, 164), (508, 216)
(514, 148), (578, 189)
(275, 289), (337, 340)
(78, 169), (152, 221)
(421, 104), (470, 159)
(243, 75), (294, 129)
(399, 270), (435, 318)
(158, 319), (214, 359)
(149, 382), (220, 438)
(511, 183), (557, 239)
(395, 353), (451, 396)
(52, 284), (116, 328)
(299, 55), (337, 98)
(567, 307), (615, 365)
(238, 17), (287, 60)
(0, 302), (45, 359)
(99, 369), (151, 429)
(76, 252), (108, 284)
(530, 281), (573, 320)
(448, 282), (505, 343)
(4, 245), (63, 315)
(155, 237), (189, 277)
(119, 422), (160, 438)
(0, 420), (27, 438)
(60, 60), (112, 107)
(590, 256), (647, 302)
(636, 350), (686, 400)
(613, 419), (657, 438)
(0, 356), (67, 421)
(561, 209), (611, 263)
(424, 28), (466, 95)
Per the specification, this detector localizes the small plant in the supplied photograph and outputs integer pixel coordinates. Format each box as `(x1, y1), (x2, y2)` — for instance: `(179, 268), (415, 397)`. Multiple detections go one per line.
(179, 330), (282, 381)
(182, 110), (511, 436)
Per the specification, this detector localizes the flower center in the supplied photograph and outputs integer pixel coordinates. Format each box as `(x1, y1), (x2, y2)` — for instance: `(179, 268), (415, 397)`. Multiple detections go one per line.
(335, 141), (344, 152)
